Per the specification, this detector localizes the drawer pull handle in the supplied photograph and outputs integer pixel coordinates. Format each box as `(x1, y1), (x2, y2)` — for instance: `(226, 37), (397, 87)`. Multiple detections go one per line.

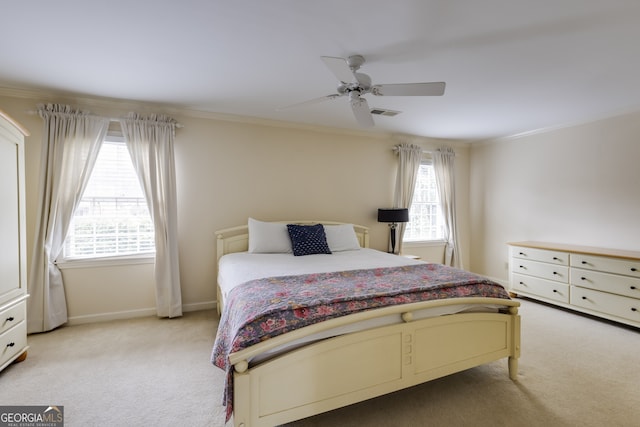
(631, 286), (637, 290)
(519, 265), (525, 269)
(631, 268), (638, 272)
(632, 308), (638, 312)
(553, 271), (558, 275)
(581, 261), (587, 264)
(6, 342), (15, 348)
(581, 277), (586, 281)
(553, 257), (558, 260)
(553, 289), (558, 293)
(582, 296), (587, 300)
(519, 252), (525, 255)
(6, 317), (14, 322)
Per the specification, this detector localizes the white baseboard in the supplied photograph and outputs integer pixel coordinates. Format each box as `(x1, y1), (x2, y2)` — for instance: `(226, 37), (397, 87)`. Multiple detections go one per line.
(67, 308), (157, 325)
(67, 300), (217, 326)
(183, 300), (217, 312)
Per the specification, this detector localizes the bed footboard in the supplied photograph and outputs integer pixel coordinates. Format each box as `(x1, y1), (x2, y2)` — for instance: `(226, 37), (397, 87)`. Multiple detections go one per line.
(231, 306), (520, 427)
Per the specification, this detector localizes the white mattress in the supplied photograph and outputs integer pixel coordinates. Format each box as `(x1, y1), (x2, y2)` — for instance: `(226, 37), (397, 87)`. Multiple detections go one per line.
(218, 248), (508, 365)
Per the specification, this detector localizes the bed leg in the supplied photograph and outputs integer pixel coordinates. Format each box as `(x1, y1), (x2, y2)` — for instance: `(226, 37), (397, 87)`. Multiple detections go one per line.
(233, 370), (251, 427)
(508, 307), (520, 381)
(508, 356), (518, 380)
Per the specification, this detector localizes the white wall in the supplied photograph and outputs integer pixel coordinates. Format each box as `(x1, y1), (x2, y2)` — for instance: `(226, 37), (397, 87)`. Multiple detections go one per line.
(0, 91), (470, 323)
(11, 89), (638, 323)
(469, 111), (640, 285)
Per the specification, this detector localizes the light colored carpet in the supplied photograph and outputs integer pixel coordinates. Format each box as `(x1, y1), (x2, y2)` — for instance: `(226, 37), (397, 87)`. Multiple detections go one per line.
(1, 299), (639, 426)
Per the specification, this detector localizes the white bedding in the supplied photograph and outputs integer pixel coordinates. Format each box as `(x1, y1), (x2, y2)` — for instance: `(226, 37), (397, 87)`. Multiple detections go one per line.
(218, 247), (423, 302)
(218, 248), (508, 365)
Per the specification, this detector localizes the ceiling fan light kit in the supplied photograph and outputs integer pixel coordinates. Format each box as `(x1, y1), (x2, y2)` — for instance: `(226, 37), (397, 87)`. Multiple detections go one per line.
(280, 54), (446, 127)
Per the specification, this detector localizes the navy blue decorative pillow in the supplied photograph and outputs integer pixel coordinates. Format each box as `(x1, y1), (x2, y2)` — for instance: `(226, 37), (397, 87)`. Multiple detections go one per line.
(287, 224), (332, 256)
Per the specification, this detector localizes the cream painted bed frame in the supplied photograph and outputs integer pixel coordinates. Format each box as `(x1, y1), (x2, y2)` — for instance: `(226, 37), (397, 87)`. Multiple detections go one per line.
(215, 221), (521, 427)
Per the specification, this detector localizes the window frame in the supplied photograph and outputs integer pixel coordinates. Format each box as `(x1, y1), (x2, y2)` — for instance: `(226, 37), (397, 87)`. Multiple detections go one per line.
(402, 157), (446, 244)
(56, 131), (156, 266)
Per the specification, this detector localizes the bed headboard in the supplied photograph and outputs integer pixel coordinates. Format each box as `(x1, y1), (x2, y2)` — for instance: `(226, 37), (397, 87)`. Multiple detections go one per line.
(215, 220), (370, 261)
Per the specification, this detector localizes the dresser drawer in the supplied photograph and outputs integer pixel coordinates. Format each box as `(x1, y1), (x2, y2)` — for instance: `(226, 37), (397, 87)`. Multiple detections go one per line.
(512, 259), (569, 283)
(570, 254), (640, 278)
(0, 300), (26, 335)
(571, 268), (640, 299)
(570, 286), (640, 323)
(511, 246), (568, 265)
(0, 320), (27, 367)
(512, 273), (569, 303)
(508, 242), (640, 328)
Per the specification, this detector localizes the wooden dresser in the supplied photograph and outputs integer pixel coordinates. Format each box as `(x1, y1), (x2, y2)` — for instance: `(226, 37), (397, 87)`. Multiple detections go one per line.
(508, 241), (640, 328)
(0, 110), (29, 371)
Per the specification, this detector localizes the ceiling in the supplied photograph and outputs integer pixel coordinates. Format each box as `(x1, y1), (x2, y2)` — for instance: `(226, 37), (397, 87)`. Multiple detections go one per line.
(2, 0), (640, 141)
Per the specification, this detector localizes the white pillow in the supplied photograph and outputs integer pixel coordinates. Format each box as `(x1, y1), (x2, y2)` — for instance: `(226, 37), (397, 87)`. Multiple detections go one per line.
(324, 224), (361, 252)
(248, 218), (292, 253)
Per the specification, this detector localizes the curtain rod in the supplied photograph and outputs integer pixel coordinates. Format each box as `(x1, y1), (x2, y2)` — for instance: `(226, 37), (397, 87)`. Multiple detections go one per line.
(391, 145), (433, 154)
(25, 110), (184, 128)
(392, 146), (456, 156)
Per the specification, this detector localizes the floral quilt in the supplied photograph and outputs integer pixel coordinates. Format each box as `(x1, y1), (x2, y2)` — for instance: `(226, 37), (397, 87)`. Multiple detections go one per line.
(211, 263), (510, 420)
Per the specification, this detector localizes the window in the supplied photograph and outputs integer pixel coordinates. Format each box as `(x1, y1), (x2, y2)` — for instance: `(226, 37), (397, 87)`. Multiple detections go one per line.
(403, 160), (445, 242)
(62, 138), (155, 260)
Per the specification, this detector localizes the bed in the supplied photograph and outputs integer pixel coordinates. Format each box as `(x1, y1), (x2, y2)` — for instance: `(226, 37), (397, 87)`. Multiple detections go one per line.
(212, 220), (521, 427)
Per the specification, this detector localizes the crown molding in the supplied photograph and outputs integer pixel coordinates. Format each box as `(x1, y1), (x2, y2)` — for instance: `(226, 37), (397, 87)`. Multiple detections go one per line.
(0, 85), (470, 143)
(0, 85), (396, 139)
(475, 104), (640, 146)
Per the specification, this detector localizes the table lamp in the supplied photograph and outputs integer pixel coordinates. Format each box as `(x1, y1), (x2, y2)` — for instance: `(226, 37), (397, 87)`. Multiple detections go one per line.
(377, 208), (409, 254)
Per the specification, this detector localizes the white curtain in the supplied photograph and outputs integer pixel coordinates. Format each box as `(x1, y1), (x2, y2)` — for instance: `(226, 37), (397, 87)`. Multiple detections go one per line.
(27, 104), (109, 333)
(392, 143), (423, 255)
(120, 113), (182, 318)
(432, 147), (463, 269)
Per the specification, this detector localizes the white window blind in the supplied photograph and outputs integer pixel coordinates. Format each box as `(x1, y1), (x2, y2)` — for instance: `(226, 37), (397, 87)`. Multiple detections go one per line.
(62, 139), (155, 259)
(403, 161), (445, 241)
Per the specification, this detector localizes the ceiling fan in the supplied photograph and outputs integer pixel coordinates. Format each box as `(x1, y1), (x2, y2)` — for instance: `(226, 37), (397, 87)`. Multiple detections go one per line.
(279, 55), (446, 127)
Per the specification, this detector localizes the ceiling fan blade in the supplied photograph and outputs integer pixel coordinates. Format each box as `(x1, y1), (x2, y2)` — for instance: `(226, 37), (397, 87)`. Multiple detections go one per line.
(321, 56), (355, 84)
(354, 72), (372, 87)
(371, 82), (446, 96)
(277, 93), (342, 110)
(350, 96), (374, 127)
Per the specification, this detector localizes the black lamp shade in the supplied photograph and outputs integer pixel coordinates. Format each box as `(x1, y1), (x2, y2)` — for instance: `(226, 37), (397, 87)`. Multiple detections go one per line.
(378, 208), (409, 223)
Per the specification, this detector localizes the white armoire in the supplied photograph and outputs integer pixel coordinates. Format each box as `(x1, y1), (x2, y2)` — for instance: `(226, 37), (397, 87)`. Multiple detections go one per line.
(0, 109), (29, 371)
